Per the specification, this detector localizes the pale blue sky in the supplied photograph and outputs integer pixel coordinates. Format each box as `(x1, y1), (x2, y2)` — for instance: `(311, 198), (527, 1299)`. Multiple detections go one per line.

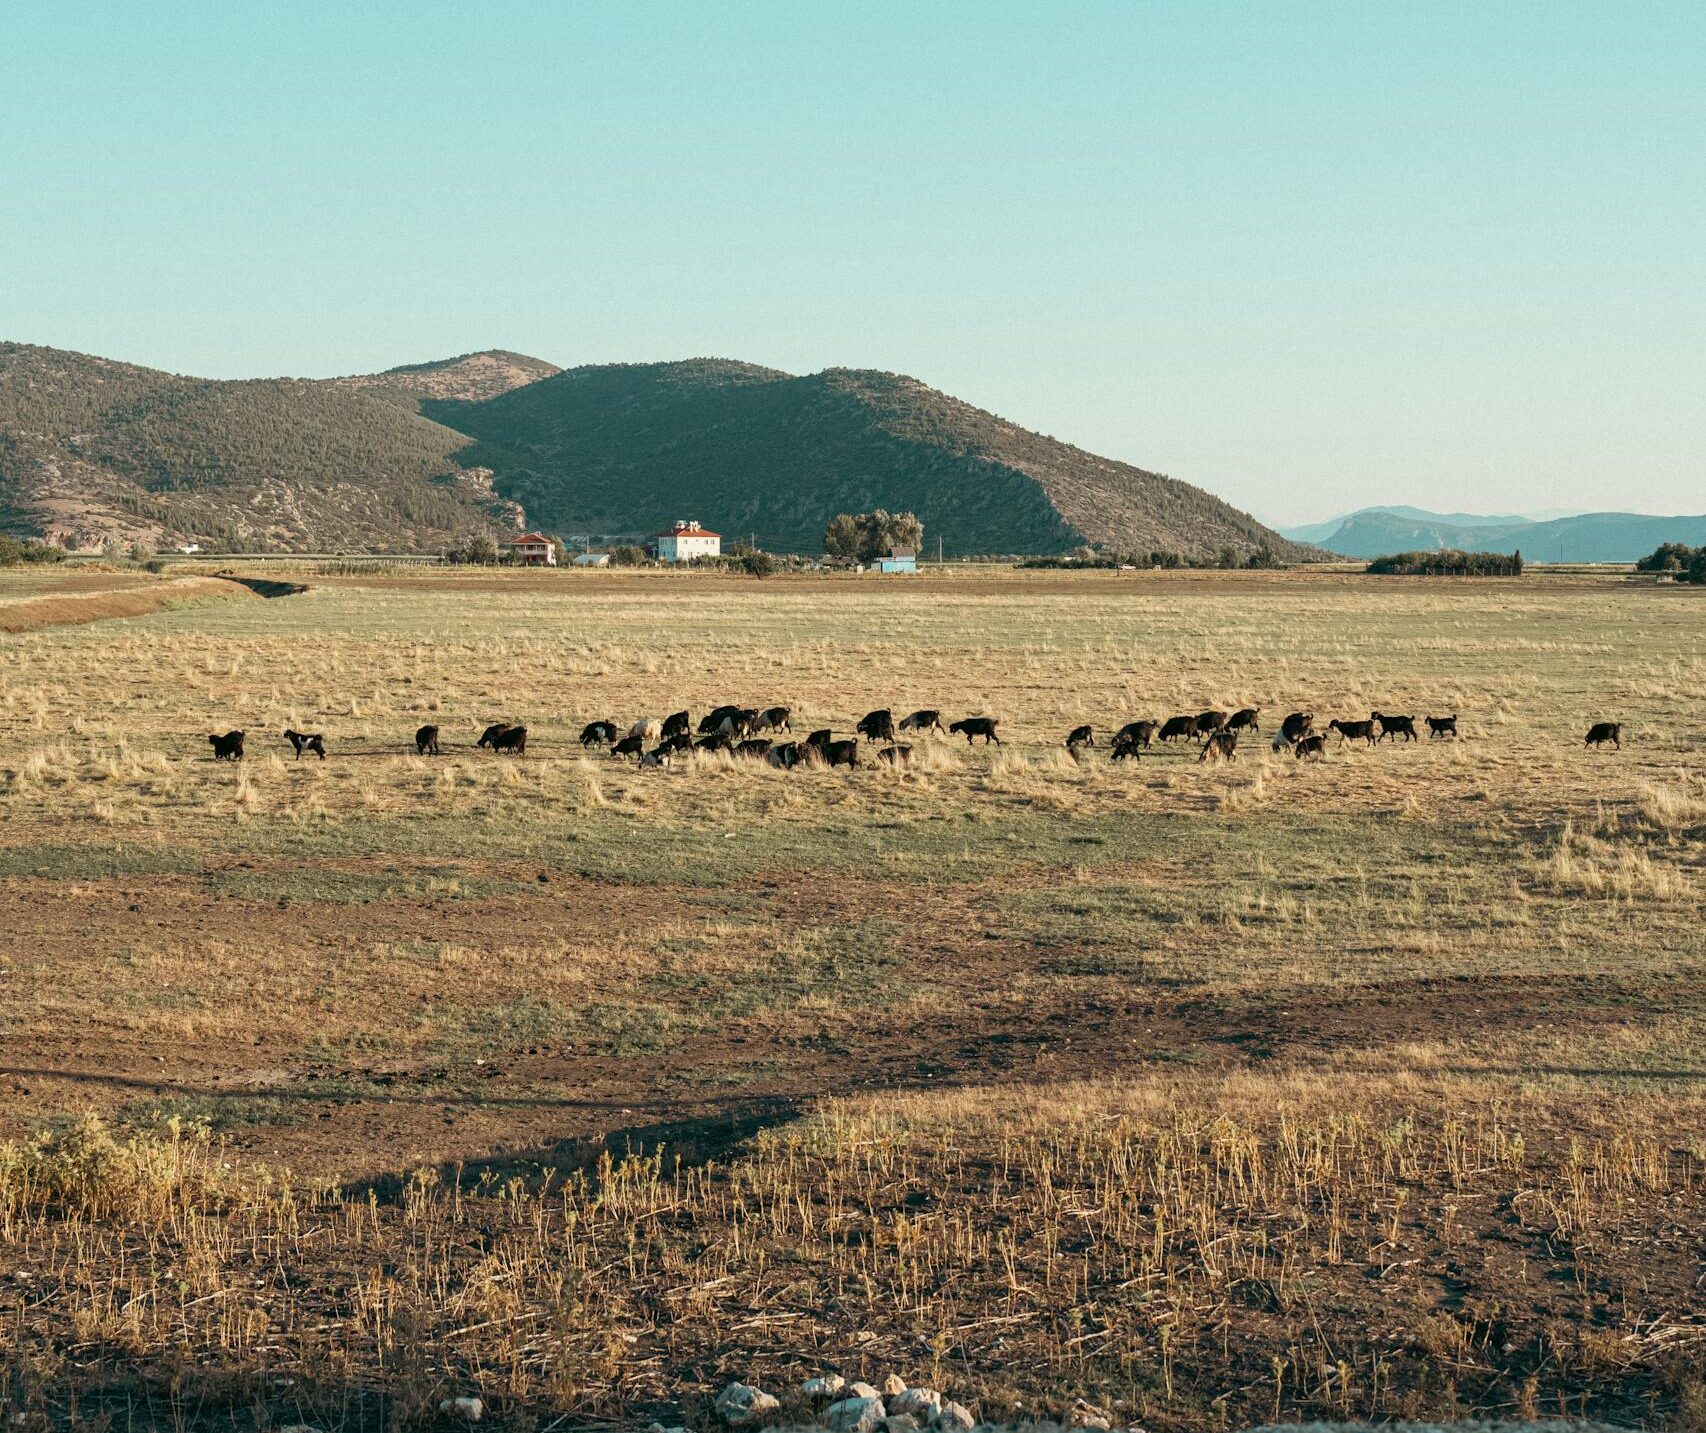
(5, 2), (1702, 524)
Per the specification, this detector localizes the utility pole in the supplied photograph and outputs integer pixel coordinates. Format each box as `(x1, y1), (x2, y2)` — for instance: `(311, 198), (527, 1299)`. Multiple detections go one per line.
(936, 534), (944, 565)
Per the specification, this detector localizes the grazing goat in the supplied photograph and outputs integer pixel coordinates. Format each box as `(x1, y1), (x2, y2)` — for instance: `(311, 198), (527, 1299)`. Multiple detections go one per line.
(579, 720), (618, 747)
(1279, 711), (1314, 744)
(821, 739), (860, 769)
(1157, 715), (1198, 744)
(898, 709), (946, 735)
(661, 710), (691, 739)
(695, 731), (733, 753)
(1195, 710), (1230, 737)
(755, 706), (792, 733)
(488, 725), (527, 755)
(627, 716), (663, 743)
(1425, 715), (1458, 739)
(283, 729), (325, 760)
(1114, 719), (1157, 749)
(856, 709), (897, 743)
(737, 738), (772, 758)
(878, 744), (912, 766)
(805, 728), (833, 749)
(1372, 711), (1418, 743)
(1294, 734), (1327, 759)
(611, 733), (644, 760)
(949, 717), (1000, 745)
(415, 724), (441, 756)
(768, 741), (804, 769)
(1198, 730), (1238, 763)
(479, 722), (518, 749)
(1226, 707), (1261, 732)
(208, 730), (245, 762)
(699, 705), (743, 735)
(1584, 721), (1621, 749)
(1064, 724), (1094, 749)
(1329, 718), (1378, 746)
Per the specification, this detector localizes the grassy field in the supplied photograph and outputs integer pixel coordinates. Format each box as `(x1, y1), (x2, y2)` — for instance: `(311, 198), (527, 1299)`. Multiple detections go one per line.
(0, 564), (1702, 1431)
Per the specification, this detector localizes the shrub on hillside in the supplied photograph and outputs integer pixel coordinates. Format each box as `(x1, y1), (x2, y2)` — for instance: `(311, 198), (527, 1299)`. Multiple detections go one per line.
(0, 534), (68, 566)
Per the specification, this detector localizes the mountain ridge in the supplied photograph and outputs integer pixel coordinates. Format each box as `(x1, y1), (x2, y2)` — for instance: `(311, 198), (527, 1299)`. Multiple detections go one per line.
(1, 340), (1306, 559)
(1280, 504), (1706, 562)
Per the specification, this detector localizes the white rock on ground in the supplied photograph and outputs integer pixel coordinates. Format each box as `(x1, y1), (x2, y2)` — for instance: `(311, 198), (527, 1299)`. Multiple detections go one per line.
(1069, 1400), (1113, 1430)
(883, 1376), (908, 1396)
(849, 1383), (885, 1401)
(802, 1376), (847, 1400)
(884, 1416), (921, 1433)
(932, 1401), (976, 1431)
(438, 1396), (484, 1421)
(715, 1383), (781, 1426)
(823, 1395), (890, 1433)
(889, 1388), (943, 1420)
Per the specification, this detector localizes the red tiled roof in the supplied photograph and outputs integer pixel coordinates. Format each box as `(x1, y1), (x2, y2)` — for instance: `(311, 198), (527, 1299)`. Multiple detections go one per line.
(652, 527), (721, 539)
(505, 532), (552, 545)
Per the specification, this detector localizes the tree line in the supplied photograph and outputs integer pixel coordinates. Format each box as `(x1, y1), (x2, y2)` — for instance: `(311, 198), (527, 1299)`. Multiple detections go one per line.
(1635, 542), (1706, 583)
(1366, 550), (1524, 576)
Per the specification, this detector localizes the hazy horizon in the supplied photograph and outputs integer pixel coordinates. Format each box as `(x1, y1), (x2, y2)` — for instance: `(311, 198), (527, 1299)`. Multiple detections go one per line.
(6, 2), (1703, 527)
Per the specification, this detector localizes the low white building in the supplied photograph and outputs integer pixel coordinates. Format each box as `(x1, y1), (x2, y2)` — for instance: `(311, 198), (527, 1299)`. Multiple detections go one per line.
(652, 520), (721, 563)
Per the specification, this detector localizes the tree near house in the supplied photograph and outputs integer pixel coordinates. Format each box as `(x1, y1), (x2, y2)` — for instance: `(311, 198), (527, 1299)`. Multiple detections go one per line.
(1636, 540), (1706, 583)
(823, 509), (924, 563)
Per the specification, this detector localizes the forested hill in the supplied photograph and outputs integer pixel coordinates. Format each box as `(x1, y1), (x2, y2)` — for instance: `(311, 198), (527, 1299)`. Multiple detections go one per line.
(1, 342), (1304, 560)
(431, 360), (1307, 559)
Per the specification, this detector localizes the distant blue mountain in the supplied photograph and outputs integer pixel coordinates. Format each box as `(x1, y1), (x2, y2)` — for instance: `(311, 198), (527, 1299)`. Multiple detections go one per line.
(1280, 505), (1535, 545)
(1278, 506), (1706, 562)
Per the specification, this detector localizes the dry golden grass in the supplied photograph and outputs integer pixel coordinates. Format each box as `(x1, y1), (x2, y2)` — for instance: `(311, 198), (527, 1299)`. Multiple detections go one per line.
(0, 565), (1702, 1430)
(1, 1072), (1701, 1431)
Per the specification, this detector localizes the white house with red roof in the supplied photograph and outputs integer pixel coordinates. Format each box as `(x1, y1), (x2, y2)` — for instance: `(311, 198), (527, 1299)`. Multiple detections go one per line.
(504, 532), (557, 566)
(652, 520), (721, 563)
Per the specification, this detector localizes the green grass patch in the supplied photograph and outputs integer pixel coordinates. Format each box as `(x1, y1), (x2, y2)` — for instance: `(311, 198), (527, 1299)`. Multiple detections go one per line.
(206, 863), (523, 904)
(0, 843), (201, 879)
(121, 1094), (305, 1135)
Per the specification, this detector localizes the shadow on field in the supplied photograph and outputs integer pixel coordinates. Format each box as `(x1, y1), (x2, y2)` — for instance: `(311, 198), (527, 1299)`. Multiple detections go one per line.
(339, 1096), (804, 1202)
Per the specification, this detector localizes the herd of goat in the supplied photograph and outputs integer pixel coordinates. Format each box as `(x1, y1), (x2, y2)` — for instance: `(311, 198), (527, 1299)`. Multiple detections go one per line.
(203, 707), (1627, 766)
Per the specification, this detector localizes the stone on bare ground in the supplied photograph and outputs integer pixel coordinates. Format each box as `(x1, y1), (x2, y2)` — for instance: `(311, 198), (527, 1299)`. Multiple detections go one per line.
(883, 1375), (908, 1396)
(889, 1388), (944, 1419)
(802, 1376), (847, 1400)
(715, 1383), (781, 1426)
(823, 1395), (890, 1433)
(933, 1402), (975, 1431)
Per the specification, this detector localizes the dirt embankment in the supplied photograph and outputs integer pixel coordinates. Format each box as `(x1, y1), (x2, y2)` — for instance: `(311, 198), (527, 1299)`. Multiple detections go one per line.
(0, 576), (255, 634)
